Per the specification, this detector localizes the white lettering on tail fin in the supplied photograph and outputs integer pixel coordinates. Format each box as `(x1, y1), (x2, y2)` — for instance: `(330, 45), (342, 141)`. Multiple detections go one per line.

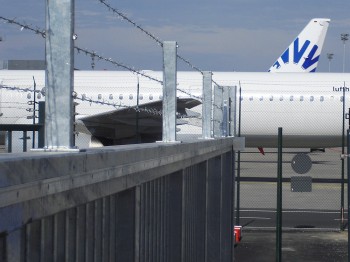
(269, 18), (330, 73)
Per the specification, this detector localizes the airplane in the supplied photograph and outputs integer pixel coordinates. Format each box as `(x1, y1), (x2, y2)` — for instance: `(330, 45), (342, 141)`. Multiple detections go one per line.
(0, 69), (348, 146)
(0, 18), (333, 151)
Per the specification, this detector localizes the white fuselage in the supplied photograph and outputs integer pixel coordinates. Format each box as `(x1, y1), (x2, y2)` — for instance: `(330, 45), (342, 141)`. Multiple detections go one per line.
(0, 70), (349, 148)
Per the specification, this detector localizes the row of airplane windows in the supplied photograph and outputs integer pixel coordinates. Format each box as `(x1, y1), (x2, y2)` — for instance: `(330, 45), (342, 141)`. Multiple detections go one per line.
(242, 95), (346, 102)
(20, 93), (349, 102)
(24, 93), (164, 101)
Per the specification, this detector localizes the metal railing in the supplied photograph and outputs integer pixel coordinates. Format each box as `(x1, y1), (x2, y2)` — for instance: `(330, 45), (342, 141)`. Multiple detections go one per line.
(0, 137), (243, 261)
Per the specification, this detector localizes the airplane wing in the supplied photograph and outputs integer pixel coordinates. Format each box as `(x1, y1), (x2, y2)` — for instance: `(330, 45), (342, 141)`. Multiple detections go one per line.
(78, 98), (201, 145)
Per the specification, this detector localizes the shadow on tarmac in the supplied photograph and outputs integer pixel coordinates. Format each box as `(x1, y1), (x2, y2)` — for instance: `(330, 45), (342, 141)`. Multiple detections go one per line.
(234, 230), (348, 262)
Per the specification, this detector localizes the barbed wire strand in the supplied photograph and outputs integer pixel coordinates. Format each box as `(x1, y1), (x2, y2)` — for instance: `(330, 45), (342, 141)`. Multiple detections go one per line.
(0, 85), (200, 119)
(0, 16), (206, 102)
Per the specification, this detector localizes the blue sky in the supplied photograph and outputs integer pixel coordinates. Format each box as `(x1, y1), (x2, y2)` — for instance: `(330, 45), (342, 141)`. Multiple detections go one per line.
(1, 0), (350, 72)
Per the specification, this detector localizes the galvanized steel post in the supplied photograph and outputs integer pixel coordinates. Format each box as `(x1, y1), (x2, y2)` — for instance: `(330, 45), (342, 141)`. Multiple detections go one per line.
(45, 0), (75, 150)
(229, 86), (237, 137)
(202, 71), (213, 139)
(162, 41), (177, 142)
(213, 85), (223, 137)
(222, 100), (228, 137)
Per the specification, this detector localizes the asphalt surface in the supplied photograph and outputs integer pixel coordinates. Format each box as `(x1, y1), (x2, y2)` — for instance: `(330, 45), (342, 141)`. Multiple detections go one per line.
(234, 230), (348, 262)
(234, 148), (348, 261)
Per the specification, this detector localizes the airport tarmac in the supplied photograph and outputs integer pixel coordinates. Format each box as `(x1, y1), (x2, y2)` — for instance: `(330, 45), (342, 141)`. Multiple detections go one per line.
(234, 148), (348, 261)
(237, 148), (347, 230)
(234, 230), (348, 262)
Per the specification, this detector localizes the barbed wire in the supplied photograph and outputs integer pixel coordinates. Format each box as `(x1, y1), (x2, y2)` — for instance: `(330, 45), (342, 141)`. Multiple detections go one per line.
(0, 16), (46, 38)
(94, 0), (222, 90)
(0, 85), (200, 119)
(75, 47), (163, 84)
(0, 16), (207, 102)
(97, 0), (163, 47)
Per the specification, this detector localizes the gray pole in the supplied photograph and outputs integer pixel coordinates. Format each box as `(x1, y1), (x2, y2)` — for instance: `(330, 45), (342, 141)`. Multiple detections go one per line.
(162, 41), (177, 142)
(341, 34), (349, 73)
(276, 127), (283, 262)
(222, 100), (228, 137)
(202, 71), (213, 139)
(213, 85), (223, 137)
(347, 129), (350, 262)
(45, 0), (75, 150)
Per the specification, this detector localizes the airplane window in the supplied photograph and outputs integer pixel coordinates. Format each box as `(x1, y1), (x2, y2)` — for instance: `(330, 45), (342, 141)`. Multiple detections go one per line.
(159, 95), (163, 100)
(27, 93), (31, 99)
(259, 96), (263, 101)
(320, 96), (324, 102)
(269, 95), (273, 101)
(37, 93), (42, 99)
(300, 96), (304, 101)
(149, 94), (153, 100)
(109, 94), (113, 100)
(129, 94), (133, 100)
(249, 96), (253, 101)
(98, 94), (102, 100)
(279, 96), (283, 101)
(290, 95), (294, 101)
(310, 96), (314, 102)
(139, 94), (143, 100)
(119, 94), (123, 100)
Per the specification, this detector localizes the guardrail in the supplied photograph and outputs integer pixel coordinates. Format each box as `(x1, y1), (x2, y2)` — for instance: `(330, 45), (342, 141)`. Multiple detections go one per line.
(0, 137), (244, 261)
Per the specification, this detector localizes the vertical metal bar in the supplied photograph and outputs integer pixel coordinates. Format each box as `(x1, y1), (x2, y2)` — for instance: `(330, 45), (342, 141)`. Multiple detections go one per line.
(109, 195), (116, 262)
(102, 197), (110, 262)
(231, 150), (236, 261)
(41, 216), (54, 262)
(229, 86), (237, 137)
(202, 71), (213, 139)
(213, 85), (223, 137)
(347, 129), (350, 262)
(38, 101), (45, 148)
(162, 41), (177, 142)
(341, 83), (346, 230)
(45, 0), (74, 149)
(54, 212), (66, 262)
(206, 156), (222, 262)
(276, 127), (283, 262)
(85, 202), (94, 262)
(65, 208), (77, 262)
(8, 131), (12, 153)
(94, 199), (102, 262)
(26, 220), (41, 262)
(76, 205), (86, 262)
(23, 131), (27, 152)
(134, 187), (141, 262)
(236, 87), (242, 226)
(6, 229), (23, 262)
(222, 100), (228, 137)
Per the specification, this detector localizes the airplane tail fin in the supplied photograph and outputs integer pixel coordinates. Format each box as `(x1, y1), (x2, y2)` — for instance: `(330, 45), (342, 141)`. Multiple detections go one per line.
(268, 18), (330, 73)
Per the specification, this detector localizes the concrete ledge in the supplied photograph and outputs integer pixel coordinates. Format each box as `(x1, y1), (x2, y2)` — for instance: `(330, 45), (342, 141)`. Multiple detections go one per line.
(0, 137), (241, 232)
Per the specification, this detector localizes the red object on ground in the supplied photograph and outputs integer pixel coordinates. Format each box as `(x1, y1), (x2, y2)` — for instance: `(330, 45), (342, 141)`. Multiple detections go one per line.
(234, 226), (242, 244)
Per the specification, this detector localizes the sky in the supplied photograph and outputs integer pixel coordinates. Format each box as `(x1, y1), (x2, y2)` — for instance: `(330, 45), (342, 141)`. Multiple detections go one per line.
(1, 0), (350, 72)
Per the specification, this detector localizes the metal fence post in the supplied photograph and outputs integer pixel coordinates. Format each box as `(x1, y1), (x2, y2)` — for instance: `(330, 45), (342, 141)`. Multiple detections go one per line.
(276, 127), (283, 262)
(213, 85), (223, 137)
(222, 100), (228, 137)
(202, 71), (213, 139)
(45, 0), (75, 150)
(38, 101), (45, 148)
(162, 41), (177, 142)
(230, 86), (237, 137)
(347, 129), (350, 262)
